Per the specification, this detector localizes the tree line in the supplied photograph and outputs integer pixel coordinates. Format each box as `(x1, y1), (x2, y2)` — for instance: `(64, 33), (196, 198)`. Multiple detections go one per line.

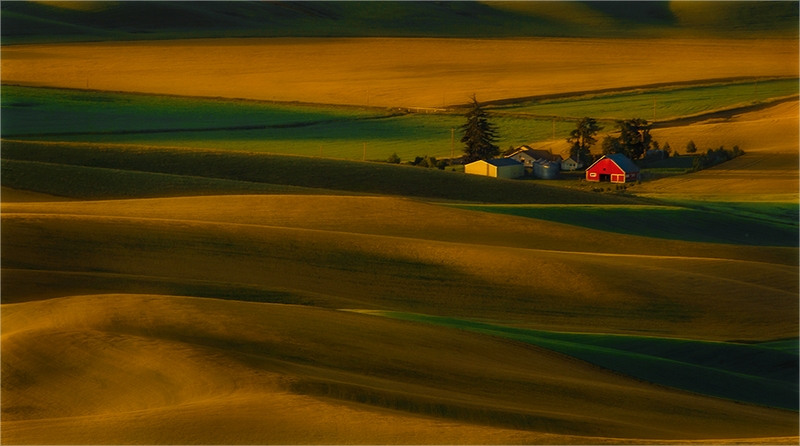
(390, 96), (743, 170)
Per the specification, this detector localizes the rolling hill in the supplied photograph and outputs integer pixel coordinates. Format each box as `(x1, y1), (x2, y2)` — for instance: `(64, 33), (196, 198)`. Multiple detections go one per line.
(1, 2), (797, 443)
(2, 1), (797, 44)
(2, 294), (797, 444)
(3, 195), (796, 340)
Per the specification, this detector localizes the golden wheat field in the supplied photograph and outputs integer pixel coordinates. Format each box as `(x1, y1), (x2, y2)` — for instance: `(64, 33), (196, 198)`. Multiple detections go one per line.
(642, 100), (799, 200)
(2, 38), (798, 107)
(3, 195), (796, 340)
(2, 16), (800, 443)
(2, 293), (797, 445)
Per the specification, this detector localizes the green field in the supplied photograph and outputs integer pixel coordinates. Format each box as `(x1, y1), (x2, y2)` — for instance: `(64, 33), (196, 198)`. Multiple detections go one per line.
(446, 204), (798, 247)
(365, 311), (799, 410)
(4, 82), (797, 162)
(491, 78), (799, 122)
(0, 86), (571, 160)
(0, 140), (635, 204)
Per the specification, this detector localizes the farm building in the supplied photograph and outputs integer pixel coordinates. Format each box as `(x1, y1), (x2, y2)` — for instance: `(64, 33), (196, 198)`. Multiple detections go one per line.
(585, 154), (640, 183)
(465, 158), (525, 179)
(505, 146), (563, 168)
(533, 159), (559, 179)
(561, 156), (584, 171)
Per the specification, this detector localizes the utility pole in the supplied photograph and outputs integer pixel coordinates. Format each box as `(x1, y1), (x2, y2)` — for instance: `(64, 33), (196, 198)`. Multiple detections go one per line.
(363, 142), (366, 161)
(754, 78), (758, 102)
(653, 99), (656, 122)
(450, 128), (456, 163)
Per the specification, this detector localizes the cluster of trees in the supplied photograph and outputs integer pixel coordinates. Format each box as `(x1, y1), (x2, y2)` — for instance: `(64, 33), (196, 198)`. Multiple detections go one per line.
(692, 145), (744, 171)
(385, 153), (448, 169)
(599, 118), (654, 160)
(565, 117), (659, 163)
(452, 96), (743, 174)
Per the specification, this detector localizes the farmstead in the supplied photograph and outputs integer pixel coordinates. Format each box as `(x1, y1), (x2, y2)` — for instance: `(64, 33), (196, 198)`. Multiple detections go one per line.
(585, 154), (640, 183)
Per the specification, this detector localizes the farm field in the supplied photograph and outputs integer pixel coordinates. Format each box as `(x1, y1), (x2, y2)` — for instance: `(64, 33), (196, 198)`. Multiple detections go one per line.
(445, 204), (798, 247)
(643, 101), (799, 202)
(491, 78), (798, 122)
(2, 193), (797, 444)
(0, 140), (638, 204)
(3, 294), (797, 445)
(3, 79), (797, 162)
(2, 4), (799, 443)
(2, 38), (797, 109)
(362, 311), (798, 410)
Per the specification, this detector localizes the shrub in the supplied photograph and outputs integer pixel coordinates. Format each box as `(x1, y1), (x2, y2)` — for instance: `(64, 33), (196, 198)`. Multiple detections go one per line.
(387, 153), (401, 164)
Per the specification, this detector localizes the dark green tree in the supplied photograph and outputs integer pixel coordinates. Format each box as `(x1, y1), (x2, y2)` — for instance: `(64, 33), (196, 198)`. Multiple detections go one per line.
(685, 140), (697, 154)
(460, 95), (499, 162)
(567, 117), (603, 166)
(601, 118), (652, 160)
(616, 118), (652, 160)
(601, 135), (622, 156)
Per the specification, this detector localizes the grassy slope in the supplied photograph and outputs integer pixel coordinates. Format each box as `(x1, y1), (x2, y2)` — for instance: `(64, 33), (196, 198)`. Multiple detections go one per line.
(644, 100), (799, 200)
(0, 140), (634, 204)
(2, 294), (797, 444)
(1, 159), (340, 200)
(3, 82), (796, 161)
(2, 195), (796, 341)
(2, 1), (796, 44)
(369, 312), (798, 410)
(491, 79), (798, 122)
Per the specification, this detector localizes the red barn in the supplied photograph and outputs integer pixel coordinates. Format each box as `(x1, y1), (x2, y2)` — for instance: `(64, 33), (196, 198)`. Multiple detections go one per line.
(585, 154), (640, 183)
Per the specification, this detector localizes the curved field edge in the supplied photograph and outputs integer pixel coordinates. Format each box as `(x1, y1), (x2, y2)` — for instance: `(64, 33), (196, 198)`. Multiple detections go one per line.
(361, 311), (799, 410)
(2, 38), (797, 109)
(2, 193), (797, 266)
(0, 140), (637, 204)
(3, 294), (798, 443)
(444, 203), (799, 247)
(2, 208), (797, 341)
(1, 80), (797, 162)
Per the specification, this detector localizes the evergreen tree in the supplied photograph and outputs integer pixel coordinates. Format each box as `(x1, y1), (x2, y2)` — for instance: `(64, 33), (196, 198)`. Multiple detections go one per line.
(602, 118), (652, 160)
(460, 95), (499, 162)
(686, 140), (697, 153)
(567, 117), (603, 166)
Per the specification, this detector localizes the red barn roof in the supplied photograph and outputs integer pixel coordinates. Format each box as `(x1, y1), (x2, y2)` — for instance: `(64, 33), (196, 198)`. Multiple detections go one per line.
(586, 154), (639, 173)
